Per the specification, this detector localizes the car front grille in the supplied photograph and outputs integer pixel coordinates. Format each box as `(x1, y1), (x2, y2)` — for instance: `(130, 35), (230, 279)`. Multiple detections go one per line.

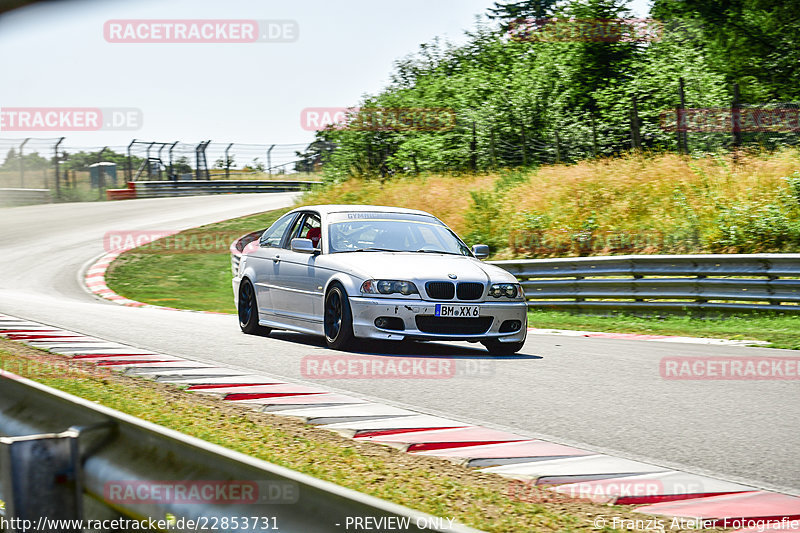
(425, 281), (485, 300)
(425, 281), (455, 300)
(456, 282), (484, 300)
(415, 316), (493, 335)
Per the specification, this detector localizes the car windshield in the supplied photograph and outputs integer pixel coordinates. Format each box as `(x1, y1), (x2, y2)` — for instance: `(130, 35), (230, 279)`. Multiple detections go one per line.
(328, 212), (472, 256)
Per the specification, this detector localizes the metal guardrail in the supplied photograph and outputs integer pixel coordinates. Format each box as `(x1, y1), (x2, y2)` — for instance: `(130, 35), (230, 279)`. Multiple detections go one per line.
(0, 372), (480, 532)
(0, 188), (52, 206)
(492, 254), (800, 314)
(130, 180), (321, 198)
(230, 231), (800, 314)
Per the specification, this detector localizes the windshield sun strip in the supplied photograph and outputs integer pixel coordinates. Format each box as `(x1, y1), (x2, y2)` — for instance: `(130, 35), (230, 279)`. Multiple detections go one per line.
(328, 218), (445, 227)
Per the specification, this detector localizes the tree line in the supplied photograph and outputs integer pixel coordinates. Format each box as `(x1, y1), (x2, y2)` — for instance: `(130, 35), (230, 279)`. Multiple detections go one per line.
(308, 0), (800, 180)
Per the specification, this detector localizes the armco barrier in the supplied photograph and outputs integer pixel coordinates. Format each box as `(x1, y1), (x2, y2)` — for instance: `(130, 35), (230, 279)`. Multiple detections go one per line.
(108, 180), (322, 200)
(0, 372), (480, 532)
(230, 235), (800, 314)
(0, 188), (51, 206)
(493, 254), (800, 314)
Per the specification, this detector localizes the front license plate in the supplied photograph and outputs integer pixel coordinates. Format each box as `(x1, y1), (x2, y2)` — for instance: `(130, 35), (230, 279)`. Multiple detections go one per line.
(435, 304), (480, 318)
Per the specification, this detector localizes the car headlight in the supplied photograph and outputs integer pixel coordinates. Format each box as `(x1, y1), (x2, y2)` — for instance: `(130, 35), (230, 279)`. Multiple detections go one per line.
(361, 279), (419, 296)
(489, 283), (523, 299)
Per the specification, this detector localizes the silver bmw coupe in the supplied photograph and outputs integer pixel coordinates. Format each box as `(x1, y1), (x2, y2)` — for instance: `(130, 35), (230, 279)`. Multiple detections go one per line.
(233, 205), (527, 354)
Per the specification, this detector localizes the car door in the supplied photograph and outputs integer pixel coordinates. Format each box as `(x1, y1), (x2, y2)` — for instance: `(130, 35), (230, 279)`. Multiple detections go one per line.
(269, 212), (324, 330)
(246, 212), (298, 319)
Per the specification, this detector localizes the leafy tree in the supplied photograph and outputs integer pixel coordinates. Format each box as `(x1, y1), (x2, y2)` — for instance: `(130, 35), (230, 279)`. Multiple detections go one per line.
(488, 0), (560, 29)
(214, 155), (235, 169)
(172, 156), (192, 175)
(651, 0), (800, 100)
(243, 158), (265, 172)
(313, 0), (794, 179)
(0, 148), (50, 170)
(1, 148), (16, 167)
(24, 152), (49, 169)
(294, 140), (335, 173)
(60, 149), (133, 171)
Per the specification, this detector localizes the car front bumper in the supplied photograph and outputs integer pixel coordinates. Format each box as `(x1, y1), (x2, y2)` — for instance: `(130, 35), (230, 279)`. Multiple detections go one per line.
(348, 296), (528, 342)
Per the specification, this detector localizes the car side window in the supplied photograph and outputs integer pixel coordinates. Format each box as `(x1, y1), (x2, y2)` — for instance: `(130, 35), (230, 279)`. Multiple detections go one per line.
(301, 215), (322, 248)
(284, 213), (321, 249)
(284, 214), (307, 249)
(260, 213), (296, 248)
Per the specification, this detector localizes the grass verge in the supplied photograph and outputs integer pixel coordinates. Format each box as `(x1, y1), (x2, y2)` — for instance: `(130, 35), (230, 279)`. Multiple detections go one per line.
(528, 310), (800, 350)
(106, 208), (290, 313)
(0, 337), (734, 533)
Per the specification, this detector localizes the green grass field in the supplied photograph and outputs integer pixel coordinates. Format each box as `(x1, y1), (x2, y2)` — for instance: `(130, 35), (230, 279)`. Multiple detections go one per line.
(106, 208), (290, 312)
(527, 310), (800, 349)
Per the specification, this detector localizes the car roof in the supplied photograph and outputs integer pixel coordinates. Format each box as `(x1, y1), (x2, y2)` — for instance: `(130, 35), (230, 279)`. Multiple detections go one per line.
(291, 204), (435, 217)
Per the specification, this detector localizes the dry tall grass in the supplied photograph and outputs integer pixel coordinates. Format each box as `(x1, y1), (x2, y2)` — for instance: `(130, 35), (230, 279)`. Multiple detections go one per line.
(300, 149), (800, 257)
(300, 174), (496, 235)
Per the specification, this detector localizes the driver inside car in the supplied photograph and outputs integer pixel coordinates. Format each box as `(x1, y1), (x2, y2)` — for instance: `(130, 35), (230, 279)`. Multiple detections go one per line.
(305, 226), (321, 248)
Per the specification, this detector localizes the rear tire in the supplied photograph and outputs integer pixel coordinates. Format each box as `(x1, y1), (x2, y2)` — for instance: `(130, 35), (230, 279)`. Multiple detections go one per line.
(238, 279), (270, 335)
(482, 338), (524, 355)
(324, 283), (355, 351)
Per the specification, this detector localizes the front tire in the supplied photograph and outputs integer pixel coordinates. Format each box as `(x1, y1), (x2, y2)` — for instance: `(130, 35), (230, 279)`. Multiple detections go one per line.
(324, 283), (355, 350)
(238, 279), (270, 335)
(482, 338), (524, 355)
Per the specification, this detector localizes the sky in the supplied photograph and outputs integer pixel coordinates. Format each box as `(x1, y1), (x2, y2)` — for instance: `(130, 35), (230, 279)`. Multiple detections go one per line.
(0, 0), (652, 161)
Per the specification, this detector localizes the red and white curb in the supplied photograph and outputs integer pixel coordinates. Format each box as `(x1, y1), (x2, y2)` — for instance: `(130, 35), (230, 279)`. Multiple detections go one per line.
(84, 251), (165, 309)
(85, 251), (768, 346)
(2, 311), (798, 529)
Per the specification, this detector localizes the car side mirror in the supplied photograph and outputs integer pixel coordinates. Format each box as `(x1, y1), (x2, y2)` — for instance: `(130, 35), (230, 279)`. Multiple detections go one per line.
(472, 244), (490, 259)
(291, 238), (318, 254)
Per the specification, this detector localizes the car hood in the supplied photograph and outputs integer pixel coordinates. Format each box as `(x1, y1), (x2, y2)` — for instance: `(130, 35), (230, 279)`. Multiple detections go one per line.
(325, 252), (517, 283)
